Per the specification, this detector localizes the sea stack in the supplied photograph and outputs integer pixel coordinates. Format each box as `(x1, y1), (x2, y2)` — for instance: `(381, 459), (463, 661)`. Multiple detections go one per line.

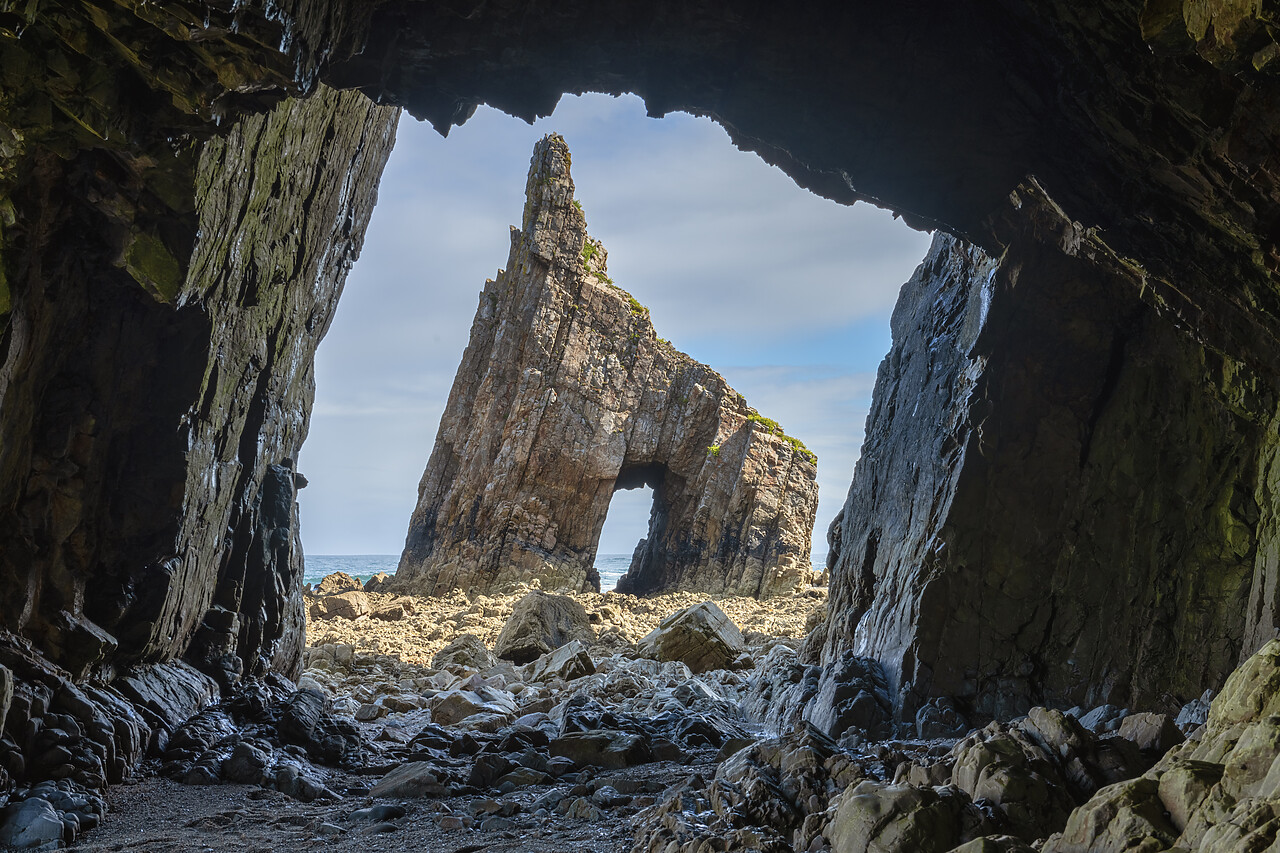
(394, 134), (819, 598)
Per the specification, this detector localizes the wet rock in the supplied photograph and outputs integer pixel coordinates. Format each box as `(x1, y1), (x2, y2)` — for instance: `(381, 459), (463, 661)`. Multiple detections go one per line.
(1077, 705), (1129, 735)
(1175, 690), (1213, 734)
(0, 798), (65, 849)
(494, 592), (595, 665)
(550, 730), (654, 770)
(431, 635), (496, 671)
(638, 601), (745, 674)
(917, 699), (969, 740)
(428, 686), (517, 725)
(350, 804), (406, 821)
(370, 762), (455, 798)
(114, 661), (220, 748)
(803, 651), (892, 740)
(223, 742), (271, 785)
(314, 573), (363, 596)
(948, 836), (1037, 853)
(634, 724), (846, 853)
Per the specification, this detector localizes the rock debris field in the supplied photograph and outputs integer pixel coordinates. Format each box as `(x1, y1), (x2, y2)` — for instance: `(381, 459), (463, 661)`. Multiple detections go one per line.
(34, 572), (1280, 853)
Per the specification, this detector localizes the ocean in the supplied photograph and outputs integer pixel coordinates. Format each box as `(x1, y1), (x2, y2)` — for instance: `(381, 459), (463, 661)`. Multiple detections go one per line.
(304, 553), (635, 592)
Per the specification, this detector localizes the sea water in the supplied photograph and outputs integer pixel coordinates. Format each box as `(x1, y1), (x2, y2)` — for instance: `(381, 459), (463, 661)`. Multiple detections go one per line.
(304, 553), (636, 592)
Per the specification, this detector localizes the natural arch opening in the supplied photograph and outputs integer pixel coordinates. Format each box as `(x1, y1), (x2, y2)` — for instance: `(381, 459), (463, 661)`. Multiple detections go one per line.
(607, 463), (674, 596)
(596, 478), (655, 592)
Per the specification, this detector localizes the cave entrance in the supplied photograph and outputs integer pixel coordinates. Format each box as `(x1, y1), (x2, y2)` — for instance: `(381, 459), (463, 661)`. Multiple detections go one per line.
(297, 93), (931, 580)
(597, 464), (670, 592)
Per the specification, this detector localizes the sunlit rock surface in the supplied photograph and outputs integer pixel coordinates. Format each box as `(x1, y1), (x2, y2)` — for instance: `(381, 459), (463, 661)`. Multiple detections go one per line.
(394, 135), (819, 598)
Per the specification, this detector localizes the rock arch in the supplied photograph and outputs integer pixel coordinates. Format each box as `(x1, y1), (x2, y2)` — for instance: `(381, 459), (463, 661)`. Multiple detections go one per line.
(394, 135), (819, 599)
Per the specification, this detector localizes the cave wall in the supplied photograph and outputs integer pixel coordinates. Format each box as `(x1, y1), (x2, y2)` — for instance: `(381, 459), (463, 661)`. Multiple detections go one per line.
(826, 183), (1280, 722)
(0, 83), (396, 695)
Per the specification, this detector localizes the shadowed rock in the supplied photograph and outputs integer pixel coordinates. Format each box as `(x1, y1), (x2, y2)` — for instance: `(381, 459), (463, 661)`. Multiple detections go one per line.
(493, 592), (595, 665)
(393, 135), (818, 598)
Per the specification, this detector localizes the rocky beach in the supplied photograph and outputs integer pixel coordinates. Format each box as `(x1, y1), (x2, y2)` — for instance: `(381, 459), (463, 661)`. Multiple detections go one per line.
(36, 570), (1272, 853)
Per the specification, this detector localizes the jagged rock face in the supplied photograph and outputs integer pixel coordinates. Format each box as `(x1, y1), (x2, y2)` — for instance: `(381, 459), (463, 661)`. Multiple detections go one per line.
(0, 82), (396, 701)
(826, 185), (1280, 721)
(395, 135), (818, 598)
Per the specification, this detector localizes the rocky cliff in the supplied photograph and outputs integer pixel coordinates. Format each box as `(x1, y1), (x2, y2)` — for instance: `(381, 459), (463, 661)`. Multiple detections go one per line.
(826, 182), (1280, 723)
(395, 135), (819, 599)
(0, 82), (396, 794)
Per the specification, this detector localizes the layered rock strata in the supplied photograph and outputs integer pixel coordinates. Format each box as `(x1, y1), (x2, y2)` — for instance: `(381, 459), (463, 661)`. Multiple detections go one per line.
(395, 135), (819, 598)
(826, 183), (1280, 722)
(0, 83), (397, 796)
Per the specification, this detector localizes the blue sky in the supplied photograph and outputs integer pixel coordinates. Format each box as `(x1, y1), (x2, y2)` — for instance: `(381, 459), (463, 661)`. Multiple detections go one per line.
(297, 93), (932, 560)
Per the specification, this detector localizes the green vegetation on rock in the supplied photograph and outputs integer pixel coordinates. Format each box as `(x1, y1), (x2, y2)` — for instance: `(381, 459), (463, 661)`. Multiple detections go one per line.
(745, 413), (817, 465)
(123, 231), (184, 303)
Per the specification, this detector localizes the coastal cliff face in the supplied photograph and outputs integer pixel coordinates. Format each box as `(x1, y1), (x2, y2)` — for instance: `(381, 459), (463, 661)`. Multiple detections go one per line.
(0, 84), (396, 792)
(5, 0), (1280, 810)
(826, 184), (1280, 722)
(396, 135), (818, 599)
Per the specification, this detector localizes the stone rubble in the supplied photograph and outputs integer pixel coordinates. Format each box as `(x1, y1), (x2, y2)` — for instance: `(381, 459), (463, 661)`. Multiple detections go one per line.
(13, 575), (1280, 852)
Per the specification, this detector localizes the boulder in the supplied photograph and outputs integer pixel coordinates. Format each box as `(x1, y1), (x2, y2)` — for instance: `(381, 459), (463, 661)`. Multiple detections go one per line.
(525, 640), (596, 683)
(370, 762), (454, 798)
(428, 687), (517, 726)
(371, 597), (415, 621)
(1040, 777), (1178, 853)
(363, 573), (393, 594)
(917, 698), (969, 739)
(314, 572), (363, 596)
(431, 635), (496, 671)
(1116, 712), (1183, 754)
(827, 781), (990, 853)
(1077, 704), (1129, 735)
(949, 720), (1077, 839)
(0, 798), (66, 849)
(637, 601), (745, 674)
(802, 651), (893, 740)
(493, 592), (594, 665)
(310, 590), (370, 620)
(1174, 690), (1213, 734)
(948, 837), (1037, 853)
(550, 730), (654, 770)
(1039, 640), (1280, 852)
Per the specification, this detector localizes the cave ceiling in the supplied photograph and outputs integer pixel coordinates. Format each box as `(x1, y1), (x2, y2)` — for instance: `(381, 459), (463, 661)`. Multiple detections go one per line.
(3, 0), (1280, 375)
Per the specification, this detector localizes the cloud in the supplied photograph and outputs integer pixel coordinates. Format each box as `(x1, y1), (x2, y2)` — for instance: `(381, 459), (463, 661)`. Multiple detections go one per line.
(297, 93), (931, 556)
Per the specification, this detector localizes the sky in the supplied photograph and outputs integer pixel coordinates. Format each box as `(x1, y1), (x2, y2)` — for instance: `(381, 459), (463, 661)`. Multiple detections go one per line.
(296, 93), (933, 562)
